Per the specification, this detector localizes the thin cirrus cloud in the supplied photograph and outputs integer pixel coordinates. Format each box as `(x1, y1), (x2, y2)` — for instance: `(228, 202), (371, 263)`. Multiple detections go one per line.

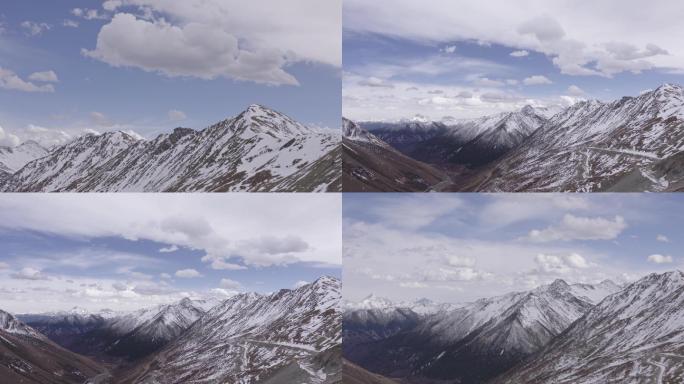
(82, 0), (341, 86)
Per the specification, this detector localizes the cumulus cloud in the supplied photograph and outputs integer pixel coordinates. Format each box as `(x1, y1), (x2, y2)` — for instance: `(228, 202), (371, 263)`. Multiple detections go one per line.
(567, 85), (585, 95)
(442, 45), (457, 54)
(0, 194), (341, 268)
(344, 0), (679, 77)
(20, 21), (51, 36)
(656, 234), (670, 242)
(90, 111), (115, 127)
(11, 267), (49, 281)
(28, 71), (59, 83)
(158, 245), (179, 253)
(71, 8), (108, 20)
(168, 109), (187, 121)
(63, 19), (80, 28)
(22, 125), (73, 147)
(220, 278), (244, 290)
(523, 75), (553, 85)
(533, 253), (590, 274)
(527, 214), (627, 242)
(473, 77), (505, 87)
(0, 67), (55, 93)
(359, 77), (394, 88)
(293, 280), (309, 289)
(510, 50), (529, 57)
(175, 268), (202, 278)
(82, 0), (340, 86)
(0, 126), (21, 147)
(647, 254), (673, 264)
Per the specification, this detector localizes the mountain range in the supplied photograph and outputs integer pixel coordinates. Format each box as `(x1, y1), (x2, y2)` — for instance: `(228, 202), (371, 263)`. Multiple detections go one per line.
(344, 83), (684, 192)
(343, 273), (684, 383)
(0, 105), (340, 192)
(4, 277), (341, 384)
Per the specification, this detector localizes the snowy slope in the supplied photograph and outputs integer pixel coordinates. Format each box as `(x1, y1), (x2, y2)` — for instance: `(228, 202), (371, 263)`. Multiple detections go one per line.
(343, 118), (448, 192)
(2, 105), (340, 192)
(475, 84), (684, 192)
(123, 276), (342, 384)
(0, 140), (48, 173)
(347, 280), (619, 383)
(0, 309), (106, 383)
(494, 271), (684, 384)
(362, 105), (547, 167)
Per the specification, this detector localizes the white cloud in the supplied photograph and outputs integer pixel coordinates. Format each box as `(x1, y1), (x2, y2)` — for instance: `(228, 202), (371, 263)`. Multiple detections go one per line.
(473, 77), (505, 87)
(527, 214), (627, 242)
(533, 253), (590, 274)
(344, 0), (680, 77)
(567, 85), (585, 95)
(656, 234), (670, 242)
(220, 278), (244, 290)
(82, 0), (340, 86)
(90, 111), (114, 127)
(442, 45), (457, 53)
(175, 268), (202, 278)
(71, 8), (108, 20)
(293, 280), (309, 289)
(11, 267), (49, 281)
(510, 50), (529, 57)
(523, 75), (553, 85)
(20, 21), (51, 36)
(160, 272), (172, 279)
(647, 254), (673, 264)
(28, 71), (59, 83)
(359, 77), (394, 88)
(159, 245), (179, 253)
(0, 67), (55, 93)
(168, 109), (187, 121)
(0, 262), (9, 269)
(0, 126), (21, 147)
(0, 194), (341, 268)
(368, 195), (462, 229)
(22, 125), (72, 147)
(63, 20), (80, 28)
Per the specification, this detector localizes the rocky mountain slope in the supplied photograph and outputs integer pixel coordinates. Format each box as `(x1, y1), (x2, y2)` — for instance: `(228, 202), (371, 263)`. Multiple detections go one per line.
(21, 298), (215, 362)
(362, 105), (548, 168)
(117, 276), (342, 383)
(493, 271), (684, 383)
(343, 118), (448, 191)
(343, 359), (398, 384)
(472, 84), (684, 192)
(1, 105), (340, 192)
(346, 280), (619, 384)
(0, 309), (105, 384)
(0, 140), (48, 174)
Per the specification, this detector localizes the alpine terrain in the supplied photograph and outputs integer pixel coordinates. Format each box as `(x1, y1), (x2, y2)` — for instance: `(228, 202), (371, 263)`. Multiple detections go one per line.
(342, 118), (448, 191)
(9, 277), (341, 384)
(345, 83), (684, 192)
(0, 309), (106, 384)
(492, 271), (684, 383)
(0, 105), (340, 192)
(344, 279), (621, 383)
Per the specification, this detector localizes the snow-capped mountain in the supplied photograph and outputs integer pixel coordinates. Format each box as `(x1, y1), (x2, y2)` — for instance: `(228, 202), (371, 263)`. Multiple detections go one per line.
(475, 84), (684, 192)
(346, 280), (619, 384)
(0, 309), (105, 383)
(361, 105), (548, 167)
(19, 298), (216, 362)
(1, 104), (341, 192)
(343, 118), (448, 191)
(494, 271), (684, 383)
(0, 140), (48, 174)
(123, 276), (341, 383)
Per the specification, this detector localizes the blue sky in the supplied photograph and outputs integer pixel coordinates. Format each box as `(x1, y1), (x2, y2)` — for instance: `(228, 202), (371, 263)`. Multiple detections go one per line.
(343, 0), (684, 121)
(343, 194), (683, 303)
(0, 194), (341, 313)
(0, 0), (340, 147)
